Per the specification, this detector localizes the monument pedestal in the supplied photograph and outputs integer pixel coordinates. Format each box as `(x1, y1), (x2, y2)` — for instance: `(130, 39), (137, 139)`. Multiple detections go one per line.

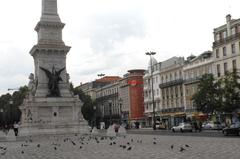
(20, 96), (89, 135)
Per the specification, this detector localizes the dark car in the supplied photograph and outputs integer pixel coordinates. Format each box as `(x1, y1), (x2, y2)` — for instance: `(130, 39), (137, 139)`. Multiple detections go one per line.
(222, 123), (240, 136)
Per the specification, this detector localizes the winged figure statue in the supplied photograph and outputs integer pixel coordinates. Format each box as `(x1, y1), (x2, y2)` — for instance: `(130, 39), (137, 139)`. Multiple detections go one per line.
(40, 66), (65, 97)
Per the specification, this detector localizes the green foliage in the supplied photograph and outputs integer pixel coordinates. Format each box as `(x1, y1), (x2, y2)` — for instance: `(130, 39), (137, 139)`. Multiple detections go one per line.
(220, 69), (240, 112)
(73, 88), (94, 123)
(0, 86), (28, 128)
(192, 74), (222, 114)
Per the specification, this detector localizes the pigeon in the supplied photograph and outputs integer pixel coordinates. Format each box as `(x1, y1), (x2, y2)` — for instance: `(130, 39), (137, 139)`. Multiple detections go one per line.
(127, 142), (130, 145)
(71, 141), (76, 146)
(127, 146), (132, 151)
(21, 151), (24, 154)
(179, 147), (185, 152)
(109, 143), (113, 146)
(1, 151), (7, 155)
(79, 146), (82, 149)
(185, 144), (190, 148)
(170, 144), (174, 149)
(54, 147), (57, 150)
(122, 145), (126, 149)
(113, 142), (116, 145)
(153, 141), (156, 145)
(3, 147), (7, 150)
(37, 144), (40, 148)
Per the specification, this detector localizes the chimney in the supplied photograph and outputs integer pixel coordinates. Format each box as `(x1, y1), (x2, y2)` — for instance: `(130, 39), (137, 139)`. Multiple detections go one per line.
(226, 14), (231, 37)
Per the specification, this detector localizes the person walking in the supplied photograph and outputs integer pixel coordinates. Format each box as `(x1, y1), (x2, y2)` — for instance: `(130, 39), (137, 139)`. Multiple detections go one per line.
(13, 122), (19, 136)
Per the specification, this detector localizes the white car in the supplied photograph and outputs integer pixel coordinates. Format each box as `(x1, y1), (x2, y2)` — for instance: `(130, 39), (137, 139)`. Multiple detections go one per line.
(172, 123), (192, 132)
(202, 121), (222, 130)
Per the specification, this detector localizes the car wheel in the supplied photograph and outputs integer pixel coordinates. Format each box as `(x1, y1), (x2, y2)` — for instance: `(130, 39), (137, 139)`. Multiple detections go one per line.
(172, 129), (175, 133)
(180, 128), (183, 133)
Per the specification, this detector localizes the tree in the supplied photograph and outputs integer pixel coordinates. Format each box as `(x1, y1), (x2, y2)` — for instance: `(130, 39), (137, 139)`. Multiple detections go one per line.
(192, 74), (222, 114)
(73, 88), (94, 124)
(0, 86), (28, 129)
(221, 69), (240, 113)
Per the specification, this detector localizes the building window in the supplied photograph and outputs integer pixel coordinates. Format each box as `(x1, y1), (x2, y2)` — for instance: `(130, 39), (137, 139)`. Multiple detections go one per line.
(217, 64), (221, 77)
(232, 59), (237, 70)
(231, 44), (236, 54)
(224, 62), (228, 75)
(216, 49), (219, 58)
(231, 27), (236, 35)
(223, 47), (226, 56)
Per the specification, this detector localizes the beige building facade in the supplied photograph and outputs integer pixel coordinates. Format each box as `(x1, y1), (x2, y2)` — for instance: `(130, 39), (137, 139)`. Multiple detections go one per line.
(183, 51), (213, 119)
(213, 14), (240, 78)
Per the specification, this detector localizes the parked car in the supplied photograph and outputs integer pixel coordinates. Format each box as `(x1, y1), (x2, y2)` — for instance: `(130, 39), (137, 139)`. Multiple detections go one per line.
(222, 123), (240, 136)
(202, 121), (222, 130)
(172, 123), (192, 132)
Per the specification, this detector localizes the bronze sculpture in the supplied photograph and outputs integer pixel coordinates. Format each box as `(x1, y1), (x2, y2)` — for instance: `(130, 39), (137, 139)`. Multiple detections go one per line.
(40, 66), (65, 97)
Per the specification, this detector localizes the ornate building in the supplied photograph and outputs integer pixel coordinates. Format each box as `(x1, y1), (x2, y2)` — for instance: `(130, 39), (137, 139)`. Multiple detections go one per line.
(213, 14), (240, 78)
(159, 57), (185, 129)
(183, 51), (213, 119)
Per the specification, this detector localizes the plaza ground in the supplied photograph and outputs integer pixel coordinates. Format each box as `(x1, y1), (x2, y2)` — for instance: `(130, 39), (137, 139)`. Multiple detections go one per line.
(0, 133), (240, 159)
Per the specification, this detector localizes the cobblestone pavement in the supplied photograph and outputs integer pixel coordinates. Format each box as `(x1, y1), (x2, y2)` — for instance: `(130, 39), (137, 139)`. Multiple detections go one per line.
(0, 134), (240, 159)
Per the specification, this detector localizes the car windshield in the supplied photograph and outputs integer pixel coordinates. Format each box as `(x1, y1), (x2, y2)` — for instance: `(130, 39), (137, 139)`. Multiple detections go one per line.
(230, 123), (240, 128)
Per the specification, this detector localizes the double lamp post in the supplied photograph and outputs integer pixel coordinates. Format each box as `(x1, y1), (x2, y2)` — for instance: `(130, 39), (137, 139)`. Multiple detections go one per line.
(146, 51), (157, 130)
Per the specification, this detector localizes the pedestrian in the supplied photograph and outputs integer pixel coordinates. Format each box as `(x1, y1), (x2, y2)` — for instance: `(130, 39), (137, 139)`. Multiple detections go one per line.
(193, 121), (198, 132)
(199, 121), (202, 132)
(13, 122), (19, 136)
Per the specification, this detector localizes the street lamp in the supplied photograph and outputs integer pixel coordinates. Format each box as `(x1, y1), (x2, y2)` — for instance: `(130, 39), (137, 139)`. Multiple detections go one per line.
(97, 73), (105, 121)
(145, 51), (157, 130)
(93, 105), (97, 128)
(118, 98), (123, 124)
(0, 108), (3, 128)
(108, 100), (112, 125)
(9, 99), (13, 126)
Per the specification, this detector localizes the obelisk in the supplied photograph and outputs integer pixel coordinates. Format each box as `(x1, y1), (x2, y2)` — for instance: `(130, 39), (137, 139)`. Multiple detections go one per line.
(19, 0), (88, 135)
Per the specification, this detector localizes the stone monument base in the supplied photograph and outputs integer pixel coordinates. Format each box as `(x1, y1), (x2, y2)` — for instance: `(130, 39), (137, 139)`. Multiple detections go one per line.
(19, 122), (89, 136)
(20, 96), (89, 136)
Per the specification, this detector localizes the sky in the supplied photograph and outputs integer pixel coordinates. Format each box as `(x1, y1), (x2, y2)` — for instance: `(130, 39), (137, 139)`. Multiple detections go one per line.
(0, 0), (239, 95)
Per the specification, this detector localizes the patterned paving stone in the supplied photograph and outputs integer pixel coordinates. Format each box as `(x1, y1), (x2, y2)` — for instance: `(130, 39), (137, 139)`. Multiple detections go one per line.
(0, 134), (239, 159)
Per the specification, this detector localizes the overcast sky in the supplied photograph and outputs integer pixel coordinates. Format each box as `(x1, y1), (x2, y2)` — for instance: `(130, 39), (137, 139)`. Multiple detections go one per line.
(0, 0), (239, 95)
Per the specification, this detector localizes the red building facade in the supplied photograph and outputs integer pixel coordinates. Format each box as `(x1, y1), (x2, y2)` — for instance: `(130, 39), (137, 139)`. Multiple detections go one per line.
(120, 69), (145, 126)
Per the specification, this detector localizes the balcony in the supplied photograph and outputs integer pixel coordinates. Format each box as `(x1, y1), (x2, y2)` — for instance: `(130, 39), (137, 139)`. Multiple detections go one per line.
(161, 107), (185, 113)
(213, 33), (240, 47)
(159, 79), (183, 89)
(184, 76), (201, 85)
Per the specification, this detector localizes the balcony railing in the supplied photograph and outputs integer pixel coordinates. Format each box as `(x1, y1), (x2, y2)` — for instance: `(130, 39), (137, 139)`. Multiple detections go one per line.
(160, 107), (185, 113)
(183, 76), (201, 85)
(159, 79), (183, 89)
(213, 33), (240, 47)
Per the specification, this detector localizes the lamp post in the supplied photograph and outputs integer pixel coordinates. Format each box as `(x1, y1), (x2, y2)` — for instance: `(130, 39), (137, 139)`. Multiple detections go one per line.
(118, 98), (123, 124)
(0, 108), (3, 128)
(97, 73), (105, 122)
(93, 105), (97, 128)
(9, 99), (13, 126)
(108, 100), (112, 125)
(146, 51), (157, 130)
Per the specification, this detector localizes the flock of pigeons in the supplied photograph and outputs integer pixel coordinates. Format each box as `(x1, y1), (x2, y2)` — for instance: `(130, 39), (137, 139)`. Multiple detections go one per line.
(0, 134), (192, 157)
